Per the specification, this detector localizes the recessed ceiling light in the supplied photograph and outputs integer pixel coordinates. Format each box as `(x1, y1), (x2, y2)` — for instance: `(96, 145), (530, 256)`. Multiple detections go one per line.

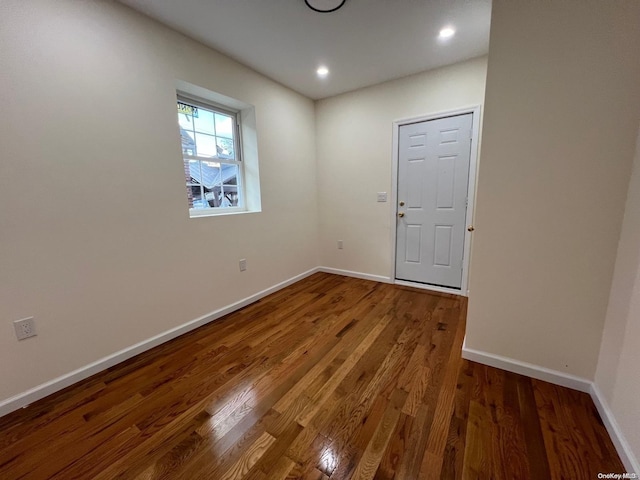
(317, 66), (329, 78)
(439, 27), (456, 39)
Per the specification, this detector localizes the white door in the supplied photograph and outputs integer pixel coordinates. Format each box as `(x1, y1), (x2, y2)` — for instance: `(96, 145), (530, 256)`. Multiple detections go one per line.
(395, 113), (472, 289)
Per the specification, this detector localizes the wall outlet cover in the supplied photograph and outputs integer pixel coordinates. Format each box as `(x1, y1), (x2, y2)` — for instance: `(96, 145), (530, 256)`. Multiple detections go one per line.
(14, 317), (37, 340)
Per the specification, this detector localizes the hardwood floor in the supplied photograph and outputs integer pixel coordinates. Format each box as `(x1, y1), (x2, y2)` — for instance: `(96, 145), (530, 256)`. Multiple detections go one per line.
(0, 273), (623, 479)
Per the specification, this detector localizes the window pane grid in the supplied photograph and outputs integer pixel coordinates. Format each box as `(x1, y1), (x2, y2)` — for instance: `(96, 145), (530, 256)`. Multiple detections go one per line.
(177, 97), (242, 212)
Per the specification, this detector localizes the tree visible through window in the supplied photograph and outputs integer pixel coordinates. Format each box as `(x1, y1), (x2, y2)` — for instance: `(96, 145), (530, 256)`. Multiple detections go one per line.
(177, 96), (242, 211)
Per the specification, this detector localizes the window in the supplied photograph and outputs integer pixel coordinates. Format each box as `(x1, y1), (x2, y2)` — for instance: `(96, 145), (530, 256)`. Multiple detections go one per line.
(177, 95), (243, 213)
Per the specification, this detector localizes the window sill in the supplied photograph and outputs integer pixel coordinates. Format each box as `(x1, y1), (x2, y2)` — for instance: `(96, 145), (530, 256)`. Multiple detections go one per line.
(189, 207), (258, 218)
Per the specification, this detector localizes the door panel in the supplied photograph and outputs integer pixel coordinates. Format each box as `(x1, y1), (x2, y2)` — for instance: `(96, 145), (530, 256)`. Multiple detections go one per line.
(407, 159), (424, 207)
(434, 225), (453, 266)
(405, 225), (422, 263)
(436, 156), (456, 208)
(395, 113), (472, 289)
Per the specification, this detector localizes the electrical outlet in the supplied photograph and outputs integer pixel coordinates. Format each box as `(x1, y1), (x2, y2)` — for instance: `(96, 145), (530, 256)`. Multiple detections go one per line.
(239, 258), (247, 272)
(14, 317), (36, 341)
(337, 240), (343, 249)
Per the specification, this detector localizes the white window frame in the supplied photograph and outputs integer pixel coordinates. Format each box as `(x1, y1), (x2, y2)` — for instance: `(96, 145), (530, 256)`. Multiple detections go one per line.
(177, 93), (247, 217)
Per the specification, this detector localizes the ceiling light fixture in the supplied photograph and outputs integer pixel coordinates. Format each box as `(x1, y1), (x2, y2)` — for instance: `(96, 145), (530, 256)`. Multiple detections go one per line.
(316, 66), (329, 78)
(305, 0), (346, 13)
(439, 26), (456, 39)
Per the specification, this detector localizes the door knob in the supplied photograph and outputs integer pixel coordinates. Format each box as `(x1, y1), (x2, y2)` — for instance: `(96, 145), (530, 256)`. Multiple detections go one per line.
(398, 212), (405, 218)
(399, 201), (405, 206)
(467, 225), (475, 232)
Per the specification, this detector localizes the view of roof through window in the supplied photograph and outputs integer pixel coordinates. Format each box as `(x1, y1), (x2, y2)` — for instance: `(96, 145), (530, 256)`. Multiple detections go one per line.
(177, 100), (241, 210)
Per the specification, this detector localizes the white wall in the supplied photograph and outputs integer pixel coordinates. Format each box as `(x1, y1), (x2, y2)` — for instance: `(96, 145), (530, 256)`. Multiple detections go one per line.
(466, 0), (640, 378)
(316, 57), (488, 277)
(596, 125), (640, 465)
(0, 0), (318, 401)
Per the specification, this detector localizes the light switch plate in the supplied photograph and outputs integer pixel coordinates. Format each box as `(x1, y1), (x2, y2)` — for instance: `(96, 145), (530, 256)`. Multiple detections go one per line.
(377, 192), (387, 202)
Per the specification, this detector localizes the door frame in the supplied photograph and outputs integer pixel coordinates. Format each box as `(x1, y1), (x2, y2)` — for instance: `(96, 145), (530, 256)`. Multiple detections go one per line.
(390, 106), (481, 297)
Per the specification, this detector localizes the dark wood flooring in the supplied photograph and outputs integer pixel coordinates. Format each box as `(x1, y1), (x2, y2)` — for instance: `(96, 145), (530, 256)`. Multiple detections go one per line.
(0, 273), (623, 479)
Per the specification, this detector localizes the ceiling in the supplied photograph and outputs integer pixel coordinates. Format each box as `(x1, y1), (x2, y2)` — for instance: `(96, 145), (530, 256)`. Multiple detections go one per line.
(119, 0), (492, 100)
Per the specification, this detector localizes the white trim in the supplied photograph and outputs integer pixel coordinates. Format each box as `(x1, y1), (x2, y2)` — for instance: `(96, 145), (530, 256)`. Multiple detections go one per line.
(464, 107), (481, 296)
(394, 279), (462, 296)
(318, 267), (392, 284)
(0, 267), (320, 418)
(390, 106), (481, 297)
(189, 206), (248, 218)
(390, 123), (400, 280)
(590, 383), (639, 474)
(461, 344), (592, 392)
(183, 154), (242, 165)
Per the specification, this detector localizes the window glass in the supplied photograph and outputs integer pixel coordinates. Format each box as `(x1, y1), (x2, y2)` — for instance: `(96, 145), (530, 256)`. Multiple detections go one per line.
(194, 132), (218, 157)
(216, 137), (234, 159)
(177, 97), (242, 212)
(193, 109), (215, 135)
(215, 113), (234, 139)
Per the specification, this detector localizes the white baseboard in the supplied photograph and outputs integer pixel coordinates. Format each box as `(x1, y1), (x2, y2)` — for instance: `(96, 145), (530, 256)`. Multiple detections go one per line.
(0, 267), (320, 418)
(590, 383), (639, 474)
(462, 343), (639, 473)
(461, 344), (592, 392)
(318, 267), (392, 284)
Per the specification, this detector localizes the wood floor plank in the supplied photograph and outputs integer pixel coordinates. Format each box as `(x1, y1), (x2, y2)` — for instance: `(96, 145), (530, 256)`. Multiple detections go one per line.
(396, 344), (428, 393)
(418, 301), (466, 479)
(390, 403), (433, 479)
(249, 421), (303, 477)
(320, 341), (403, 455)
(295, 315), (393, 427)
(262, 456), (296, 480)
(273, 289), (395, 415)
(402, 365), (431, 417)
(375, 411), (415, 480)
(440, 359), (474, 480)
(319, 312), (419, 454)
(516, 373), (552, 480)
(462, 399), (495, 480)
(218, 431), (276, 480)
(350, 402), (401, 480)
(0, 273), (624, 480)
(499, 371), (533, 479)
